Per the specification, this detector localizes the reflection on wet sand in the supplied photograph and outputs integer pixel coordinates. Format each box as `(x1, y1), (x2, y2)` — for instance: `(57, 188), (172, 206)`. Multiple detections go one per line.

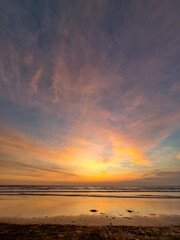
(0, 195), (180, 226)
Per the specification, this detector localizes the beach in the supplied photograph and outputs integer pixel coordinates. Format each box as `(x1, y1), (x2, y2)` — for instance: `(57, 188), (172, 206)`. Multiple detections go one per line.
(0, 224), (180, 240)
(0, 186), (180, 239)
(1, 0), (180, 238)
(1, 213), (180, 239)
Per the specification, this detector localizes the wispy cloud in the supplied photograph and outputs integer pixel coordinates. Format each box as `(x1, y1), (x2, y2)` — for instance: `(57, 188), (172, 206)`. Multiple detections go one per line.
(28, 67), (43, 97)
(0, 0), (179, 184)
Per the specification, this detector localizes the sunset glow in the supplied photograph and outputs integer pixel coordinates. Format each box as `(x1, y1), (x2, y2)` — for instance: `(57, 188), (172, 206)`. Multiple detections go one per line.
(0, 0), (180, 185)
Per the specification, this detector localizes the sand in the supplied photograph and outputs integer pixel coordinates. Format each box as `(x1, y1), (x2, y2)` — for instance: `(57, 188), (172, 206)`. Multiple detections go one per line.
(1, 195), (180, 239)
(0, 223), (180, 239)
(0, 215), (180, 239)
(1, 214), (180, 226)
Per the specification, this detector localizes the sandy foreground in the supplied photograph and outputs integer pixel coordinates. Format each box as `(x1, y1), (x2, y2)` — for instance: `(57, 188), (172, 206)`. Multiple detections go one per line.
(1, 214), (180, 226)
(0, 215), (180, 239)
(0, 223), (180, 240)
(1, 195), (180, 239)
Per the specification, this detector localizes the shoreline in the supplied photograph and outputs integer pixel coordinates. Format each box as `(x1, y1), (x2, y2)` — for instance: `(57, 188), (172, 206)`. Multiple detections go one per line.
(1, 193), (180, 199)
(1, 214), (180, 227)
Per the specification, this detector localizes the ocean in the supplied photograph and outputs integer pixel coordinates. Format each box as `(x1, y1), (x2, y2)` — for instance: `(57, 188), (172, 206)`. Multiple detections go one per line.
(0, 185), (180, 198)
(0, 185), (180, 225)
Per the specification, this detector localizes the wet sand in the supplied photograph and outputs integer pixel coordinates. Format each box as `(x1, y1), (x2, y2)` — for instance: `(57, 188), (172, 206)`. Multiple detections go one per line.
(0, 223), (180, 240)
(0, 195), (180, 239)
(1, 195), (180, 219)
(1, 214), (180, 226)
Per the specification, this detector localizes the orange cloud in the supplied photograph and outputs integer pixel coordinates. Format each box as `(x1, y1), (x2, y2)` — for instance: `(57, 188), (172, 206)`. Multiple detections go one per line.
(0, 123), (153, 184)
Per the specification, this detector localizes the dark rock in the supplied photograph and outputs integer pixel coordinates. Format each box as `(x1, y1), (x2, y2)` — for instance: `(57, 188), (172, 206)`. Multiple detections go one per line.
(126, 209), (133, 213)
(90, 209), (98, 212)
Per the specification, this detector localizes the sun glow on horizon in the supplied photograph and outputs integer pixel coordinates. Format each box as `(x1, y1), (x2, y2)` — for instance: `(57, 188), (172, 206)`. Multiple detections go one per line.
(0, 0), (180, 185)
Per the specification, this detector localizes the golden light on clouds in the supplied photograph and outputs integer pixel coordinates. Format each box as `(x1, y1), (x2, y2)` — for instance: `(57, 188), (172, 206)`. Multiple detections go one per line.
(0, 0), (180, 185)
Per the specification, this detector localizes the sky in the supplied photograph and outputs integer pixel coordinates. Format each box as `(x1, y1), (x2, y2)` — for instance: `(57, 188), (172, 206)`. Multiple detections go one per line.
(0, 0), (180, 185)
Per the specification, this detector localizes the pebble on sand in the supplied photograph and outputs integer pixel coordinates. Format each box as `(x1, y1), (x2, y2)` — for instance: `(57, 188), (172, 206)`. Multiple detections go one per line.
(126, 209), (133, 213)
(90, 209), (98, 212)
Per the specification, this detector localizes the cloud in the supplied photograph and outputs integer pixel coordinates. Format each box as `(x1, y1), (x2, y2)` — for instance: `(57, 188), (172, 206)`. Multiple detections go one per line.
(28, 67), (43, 97)
(0, 62), (10, 85)
(0, 0), (179, 183)
(0, 157), (76, 177)
(0, 126), (79, 183)
(120, 170), (180, 186)
(170, 82), (180, 92)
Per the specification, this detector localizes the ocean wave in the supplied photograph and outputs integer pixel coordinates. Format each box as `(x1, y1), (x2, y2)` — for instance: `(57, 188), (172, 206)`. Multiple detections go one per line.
(0, 185), (180, 199)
